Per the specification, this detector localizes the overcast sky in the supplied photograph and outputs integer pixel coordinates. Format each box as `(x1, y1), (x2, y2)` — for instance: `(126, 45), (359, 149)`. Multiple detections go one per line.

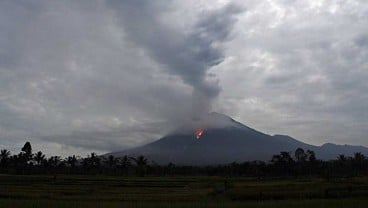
(1, 0), (368, 157)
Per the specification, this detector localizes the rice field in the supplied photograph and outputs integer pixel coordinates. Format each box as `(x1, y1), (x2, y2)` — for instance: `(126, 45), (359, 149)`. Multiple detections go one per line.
(1, 174), (368, 207)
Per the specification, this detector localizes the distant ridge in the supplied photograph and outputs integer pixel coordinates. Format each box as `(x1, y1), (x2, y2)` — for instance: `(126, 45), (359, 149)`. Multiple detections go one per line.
(107, 113), (368, 165)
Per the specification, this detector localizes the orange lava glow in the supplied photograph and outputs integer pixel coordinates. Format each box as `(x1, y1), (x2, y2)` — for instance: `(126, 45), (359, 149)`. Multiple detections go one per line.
(196, 129), (204, 139)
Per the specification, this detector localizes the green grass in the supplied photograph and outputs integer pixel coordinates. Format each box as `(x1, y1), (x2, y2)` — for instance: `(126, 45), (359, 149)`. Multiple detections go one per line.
(1, 174), (368, 207)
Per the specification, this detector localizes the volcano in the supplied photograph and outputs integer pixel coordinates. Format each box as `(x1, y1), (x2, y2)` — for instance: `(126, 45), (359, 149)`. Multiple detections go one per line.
(108, 112), (368, 165)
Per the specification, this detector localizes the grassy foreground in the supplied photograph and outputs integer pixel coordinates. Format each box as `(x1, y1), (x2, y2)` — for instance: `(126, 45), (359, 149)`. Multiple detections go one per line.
(1, 174), (368, 207)
(0, 198), (368, 208)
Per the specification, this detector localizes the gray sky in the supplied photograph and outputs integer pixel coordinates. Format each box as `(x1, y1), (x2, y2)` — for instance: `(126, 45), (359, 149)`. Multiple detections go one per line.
(1, 0), (368, 157)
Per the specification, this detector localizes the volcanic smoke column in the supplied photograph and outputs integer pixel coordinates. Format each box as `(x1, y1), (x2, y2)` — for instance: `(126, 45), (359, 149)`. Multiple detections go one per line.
(108, 1), (243, 116)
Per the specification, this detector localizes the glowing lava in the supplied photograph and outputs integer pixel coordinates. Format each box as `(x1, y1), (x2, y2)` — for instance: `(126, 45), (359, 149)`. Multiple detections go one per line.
(196, 129), (204, 139)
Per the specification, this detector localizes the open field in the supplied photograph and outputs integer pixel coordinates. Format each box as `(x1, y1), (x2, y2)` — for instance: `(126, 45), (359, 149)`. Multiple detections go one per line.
(1, 174), (368, 207)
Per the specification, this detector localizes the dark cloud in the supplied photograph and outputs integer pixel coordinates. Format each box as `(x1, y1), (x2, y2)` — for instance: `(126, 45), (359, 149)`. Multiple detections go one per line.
(0, 0), (368, 156)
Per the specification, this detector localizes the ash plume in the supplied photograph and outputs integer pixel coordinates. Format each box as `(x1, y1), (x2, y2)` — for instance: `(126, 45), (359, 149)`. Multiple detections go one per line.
(107, 1), (242, 117)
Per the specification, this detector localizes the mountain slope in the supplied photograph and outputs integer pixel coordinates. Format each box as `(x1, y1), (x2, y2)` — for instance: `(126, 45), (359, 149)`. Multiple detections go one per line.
(108, 113), (368, 165)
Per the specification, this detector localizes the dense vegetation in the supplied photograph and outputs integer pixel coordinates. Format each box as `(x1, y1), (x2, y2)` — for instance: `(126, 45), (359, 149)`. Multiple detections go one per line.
(1, 142), (368, 207)
(1, 142), (368, 178)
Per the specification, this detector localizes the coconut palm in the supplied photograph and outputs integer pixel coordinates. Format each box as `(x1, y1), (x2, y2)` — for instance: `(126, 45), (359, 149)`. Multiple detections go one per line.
(90, 152), (101, 168)
(34, 151), (45, 166)
(66, 155), (78, 168)
(353, 152), (365, 171)
(0, 149), (11, 167)
(280, 151), (294, 163)
(131, 155), (148, 176)
(118, 155), (131, 175)
(48, 156), (61, 168)
(338, 154), (347, 162)
(105, 155), (117, 169)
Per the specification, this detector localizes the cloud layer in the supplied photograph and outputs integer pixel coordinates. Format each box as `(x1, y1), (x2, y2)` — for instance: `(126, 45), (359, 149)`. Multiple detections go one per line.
(0, 0), (368, 156)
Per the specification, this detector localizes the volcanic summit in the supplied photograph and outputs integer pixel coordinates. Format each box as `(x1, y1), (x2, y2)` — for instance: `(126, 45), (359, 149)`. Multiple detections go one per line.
(108, 112), (368, 165)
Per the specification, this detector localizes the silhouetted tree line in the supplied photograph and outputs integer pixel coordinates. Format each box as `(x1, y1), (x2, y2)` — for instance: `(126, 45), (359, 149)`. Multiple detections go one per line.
(1, 142), (368, 178)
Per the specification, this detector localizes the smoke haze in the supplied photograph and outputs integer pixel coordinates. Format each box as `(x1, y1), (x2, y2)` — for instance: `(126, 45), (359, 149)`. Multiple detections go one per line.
(108, 0), (242, 117)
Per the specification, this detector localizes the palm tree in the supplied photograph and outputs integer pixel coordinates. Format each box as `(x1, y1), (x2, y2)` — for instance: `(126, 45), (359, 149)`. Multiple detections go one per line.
(271, 152), (294, 176)
(335, 154), (350, 175)
(280, 151), (294, 163)
(166, 162), (175, 175)
(131, 155), (148, 176)
(82, 153), (101, 172)
(119, 155), (131, 175)
(271, 154), (282, 164)
(338, 154), (347, 162)
(10, 155), (19, 167)
(90, 152), (101, 169)
(134, 155), (148, 166)
(354, 152), (365, 162)
(48, 156), (61, 168)
(105, 155), (117, 169)
(34, 151), (45, 166)
(66, 155), (77, 168)
(0, 149), (11, 167)
(353, 152), (365, 171)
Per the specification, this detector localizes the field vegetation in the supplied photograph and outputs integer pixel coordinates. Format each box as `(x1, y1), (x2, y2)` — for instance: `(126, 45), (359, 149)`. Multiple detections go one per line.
(1, 142), (368, 207)
(1, 174), (368, 207)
